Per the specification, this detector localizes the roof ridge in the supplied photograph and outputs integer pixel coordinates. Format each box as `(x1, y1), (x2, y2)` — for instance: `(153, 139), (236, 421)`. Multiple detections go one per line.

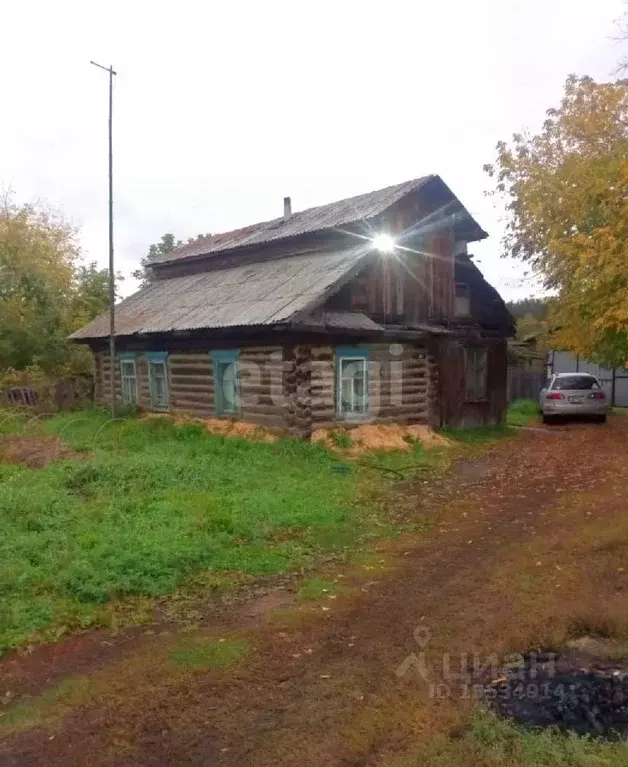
(275, 174), (434, 221)
(155, 175), (436, 265)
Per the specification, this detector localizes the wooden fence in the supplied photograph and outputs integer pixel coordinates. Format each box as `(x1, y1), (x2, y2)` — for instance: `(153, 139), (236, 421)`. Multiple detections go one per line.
(507, 366), (545, 403)
(2, 377), (94, 410)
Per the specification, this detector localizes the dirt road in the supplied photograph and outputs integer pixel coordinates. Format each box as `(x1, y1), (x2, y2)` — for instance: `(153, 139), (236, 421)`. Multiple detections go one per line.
(3, 419), (628, 766)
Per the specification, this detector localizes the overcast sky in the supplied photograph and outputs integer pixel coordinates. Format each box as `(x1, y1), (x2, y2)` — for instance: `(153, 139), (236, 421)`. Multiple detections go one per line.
(2, 0), (625, 300)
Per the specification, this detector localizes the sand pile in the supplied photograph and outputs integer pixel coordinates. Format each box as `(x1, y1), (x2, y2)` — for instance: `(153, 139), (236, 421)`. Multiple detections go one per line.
(201, 418), (278, 443)
(312, 423), (452, 454)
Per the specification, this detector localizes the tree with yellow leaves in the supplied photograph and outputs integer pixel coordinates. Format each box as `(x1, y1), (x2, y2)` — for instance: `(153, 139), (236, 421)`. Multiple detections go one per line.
(485, 75), (628, 367)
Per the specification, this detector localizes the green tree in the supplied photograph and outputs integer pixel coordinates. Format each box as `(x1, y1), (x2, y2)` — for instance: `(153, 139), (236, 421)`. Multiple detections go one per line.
(507, 298), (550, 343)
(0, 193), (116, 378)
(132, 232), (213, 287)
(485, 75), (628, 367)
(0, 196), (76, 373)
(506, 297), (548, 320)
(132, 233), (182, 287)
(70, 262), (111, 329)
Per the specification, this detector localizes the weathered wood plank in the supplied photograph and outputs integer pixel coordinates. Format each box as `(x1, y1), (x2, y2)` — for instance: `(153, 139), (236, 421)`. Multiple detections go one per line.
(168, 354), (210, 363)
(169, 365), (213, 376)
(170, 374), (213, 386)
(236, 412), (288, 428)
(171, 399), (214, 412)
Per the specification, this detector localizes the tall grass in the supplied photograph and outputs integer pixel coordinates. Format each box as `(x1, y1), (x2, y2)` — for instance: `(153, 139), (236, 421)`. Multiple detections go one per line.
(0, 411), (368, 651)
(507, 399), (540, 427)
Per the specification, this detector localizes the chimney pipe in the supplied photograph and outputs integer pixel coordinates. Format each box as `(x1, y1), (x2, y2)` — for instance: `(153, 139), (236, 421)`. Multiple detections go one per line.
(283, 196), (292, 218)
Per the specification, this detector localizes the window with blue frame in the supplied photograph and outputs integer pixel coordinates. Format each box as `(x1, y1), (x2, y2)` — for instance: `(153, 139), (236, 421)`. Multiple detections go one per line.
(119, 352), (138, 405)
(212, 350), (240, 415)
(336, 346), (369, 418)
(146, 352), (169, 410)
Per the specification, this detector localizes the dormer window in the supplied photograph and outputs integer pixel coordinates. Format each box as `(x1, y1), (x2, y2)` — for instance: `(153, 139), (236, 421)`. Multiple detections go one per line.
(454, 283), (470, 317)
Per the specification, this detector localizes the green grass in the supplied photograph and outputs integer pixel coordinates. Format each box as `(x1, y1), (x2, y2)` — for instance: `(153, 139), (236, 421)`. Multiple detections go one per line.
(357, 440), (452, 478)
(329, 429), (352, 449)
(441, 424), (516, 444)
(507, 399), (540, 427)
(0, 409), (376, 652)
(0, 408), (517, 653)
(392, 710), (628, 766)
(297, 576), (344, 601)
(168, 636), (250, 670)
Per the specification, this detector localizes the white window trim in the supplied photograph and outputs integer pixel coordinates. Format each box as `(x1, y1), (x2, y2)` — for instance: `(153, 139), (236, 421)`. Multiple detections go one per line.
(120, 358), (138, 405)
(213, 355), (241, 415)
(148, 359), (169, 411)
(336, 355), (369, 419)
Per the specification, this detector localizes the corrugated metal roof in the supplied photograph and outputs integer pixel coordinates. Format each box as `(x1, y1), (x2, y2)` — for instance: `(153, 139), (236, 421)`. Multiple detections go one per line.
(322, 312), (384, 332)
(298, 310), (384, 332)
(71, 244), (371, 340)
(154, 176), (434, 264)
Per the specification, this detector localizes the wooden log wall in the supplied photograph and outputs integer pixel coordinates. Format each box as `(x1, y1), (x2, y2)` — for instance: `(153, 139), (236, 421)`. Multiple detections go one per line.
(91, 339), (454, 433)
(136, 356), (151, 409)
(94, 350), (104, 404)
(427, 351), (441, 427)
(309, 342), (430, 430)
(96, 350), (121, 405)
(93, 345), (289, 426)
(283, 346), (297, 433)
(309, 345), (335, 428)
(168, 351), (214, 417)
(239, 346), (285, 428)
(370, 343), (429, 424)
(282, 345), (313, 437)
(95, 350), (150, 409)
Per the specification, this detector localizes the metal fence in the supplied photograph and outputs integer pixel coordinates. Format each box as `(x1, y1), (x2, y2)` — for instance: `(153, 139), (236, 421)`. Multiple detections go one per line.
(550, 351), (628, 407)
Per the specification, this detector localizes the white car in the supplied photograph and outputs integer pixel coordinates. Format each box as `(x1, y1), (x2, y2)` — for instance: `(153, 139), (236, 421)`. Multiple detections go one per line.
(540, 373), (608, 424)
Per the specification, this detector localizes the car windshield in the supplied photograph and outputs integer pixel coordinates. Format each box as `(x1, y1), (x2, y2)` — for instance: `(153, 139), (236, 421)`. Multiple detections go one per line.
(552, 375), (599, 391)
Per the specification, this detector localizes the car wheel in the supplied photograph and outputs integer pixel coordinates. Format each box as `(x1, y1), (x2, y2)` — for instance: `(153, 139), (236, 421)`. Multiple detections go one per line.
(542, 414), (555, 425)
(597, 414), (607, 424)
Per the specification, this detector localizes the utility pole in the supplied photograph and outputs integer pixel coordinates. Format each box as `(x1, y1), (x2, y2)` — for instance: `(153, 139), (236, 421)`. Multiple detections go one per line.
(90, 61), (117, 418)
